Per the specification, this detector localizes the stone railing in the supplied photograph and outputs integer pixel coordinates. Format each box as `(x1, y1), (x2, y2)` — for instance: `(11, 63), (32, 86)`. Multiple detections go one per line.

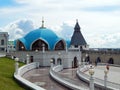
(0, 51), (6, 57)
(50, 65), (88, 90)
(77, 64), (120, 90)
(14, 62), (46, 90)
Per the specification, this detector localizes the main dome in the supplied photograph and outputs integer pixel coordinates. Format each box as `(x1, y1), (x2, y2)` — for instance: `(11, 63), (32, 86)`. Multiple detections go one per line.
(16, 27), (66, 51)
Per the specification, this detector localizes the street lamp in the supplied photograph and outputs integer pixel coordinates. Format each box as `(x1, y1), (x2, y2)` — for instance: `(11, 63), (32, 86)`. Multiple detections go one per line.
(89, 67), (95, 90)
(104, 69), (109, 89)
(15, 57), (19, 75)
(58, 52), (61, 57)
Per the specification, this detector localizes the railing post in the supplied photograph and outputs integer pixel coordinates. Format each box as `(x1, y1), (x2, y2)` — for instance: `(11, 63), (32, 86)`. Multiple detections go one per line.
(50, 59), (53, 68)
(26, 54), (29, 64)
(15, 58), (19, 75)
(104, 69), (109, 89)
(89, 66), (94, 90)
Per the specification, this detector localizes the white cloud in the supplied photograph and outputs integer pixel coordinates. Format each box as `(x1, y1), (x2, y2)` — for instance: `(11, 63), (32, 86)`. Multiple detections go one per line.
(54, 22), (120, 48)
(1, 19), (35, 40)
(1, 18), (120, 48)
(86, 33), (120, 48)
(0, 0), (120, 48)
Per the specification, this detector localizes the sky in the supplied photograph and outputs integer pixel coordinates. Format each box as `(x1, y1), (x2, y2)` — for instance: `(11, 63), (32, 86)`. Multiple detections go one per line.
(0, 0), (120, 48)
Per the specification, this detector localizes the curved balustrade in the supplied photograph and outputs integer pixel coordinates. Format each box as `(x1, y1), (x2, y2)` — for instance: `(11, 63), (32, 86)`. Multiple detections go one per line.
(77, 64), (120, 90)
(50, 65), (88, 90)
(14, 62), (46, 90)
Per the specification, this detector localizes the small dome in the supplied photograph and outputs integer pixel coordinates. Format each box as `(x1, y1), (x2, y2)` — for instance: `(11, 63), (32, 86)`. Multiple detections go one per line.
(16, 28), (63, 50)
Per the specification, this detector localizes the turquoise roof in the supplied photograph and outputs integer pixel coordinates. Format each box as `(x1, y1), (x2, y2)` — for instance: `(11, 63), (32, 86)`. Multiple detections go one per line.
(16, 28), (64, 50)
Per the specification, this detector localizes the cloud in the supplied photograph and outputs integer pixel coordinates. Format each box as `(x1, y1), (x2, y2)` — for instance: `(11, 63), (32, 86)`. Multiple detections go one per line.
(58, 23), (74, 40)
(86, 33), (120, 48)
(56, 22), (120, 48)
(1, 18), (120, 48)
(0, 0), (120, 48)
(1, 19), (35, 40)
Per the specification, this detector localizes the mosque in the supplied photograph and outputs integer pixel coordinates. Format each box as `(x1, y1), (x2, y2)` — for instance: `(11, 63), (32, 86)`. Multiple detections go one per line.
(10, 19), (89, 68)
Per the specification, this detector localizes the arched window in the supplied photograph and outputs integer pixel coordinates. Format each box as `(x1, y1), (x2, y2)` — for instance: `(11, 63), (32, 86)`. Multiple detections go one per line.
(32, 39), (48, 51)
(1, 39), (4, 45)
(55, 40), (65, 50)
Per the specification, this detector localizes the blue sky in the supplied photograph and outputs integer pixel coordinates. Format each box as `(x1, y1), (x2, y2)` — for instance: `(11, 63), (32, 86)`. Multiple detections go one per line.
(0, 0), (18, 7)
(0, 0), (120, 48)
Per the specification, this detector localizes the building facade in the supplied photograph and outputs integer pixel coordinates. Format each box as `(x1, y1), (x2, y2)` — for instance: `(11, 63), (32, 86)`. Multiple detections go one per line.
(0, 32), (9, 52)
(9, 20), (88, 68)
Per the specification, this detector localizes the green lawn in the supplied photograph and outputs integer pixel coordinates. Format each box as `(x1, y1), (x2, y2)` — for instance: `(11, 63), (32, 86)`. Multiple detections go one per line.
(0, 57), (25, 90)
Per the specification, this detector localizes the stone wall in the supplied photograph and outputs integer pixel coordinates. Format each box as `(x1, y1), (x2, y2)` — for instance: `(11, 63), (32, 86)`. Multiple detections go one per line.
(7, 50), (81, 68)
(82, 50), (120, 65)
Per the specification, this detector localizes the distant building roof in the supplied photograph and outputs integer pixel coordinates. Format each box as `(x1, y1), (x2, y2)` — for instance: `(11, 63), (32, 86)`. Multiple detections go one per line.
(8, 41), (14, 45)
(70, 20), (87, 46)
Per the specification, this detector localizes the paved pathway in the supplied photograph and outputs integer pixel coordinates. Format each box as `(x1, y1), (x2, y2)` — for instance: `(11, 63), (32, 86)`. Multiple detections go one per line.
(59, 68), (89, 89)
(22, 67), (69, 90)
(60, 68), (100, 90)
(22, 67), (101, 90)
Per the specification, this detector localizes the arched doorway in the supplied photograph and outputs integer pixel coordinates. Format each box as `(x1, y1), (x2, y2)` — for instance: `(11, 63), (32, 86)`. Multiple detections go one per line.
(108, 57), (114, 64)
(72, 56), (78, 68)
(57, 58), (62, 65)
(32, 39), (48, 51)
(55, 40), (65, 50)
(30, 56), (34, 63)
(16, 40), (26, 51)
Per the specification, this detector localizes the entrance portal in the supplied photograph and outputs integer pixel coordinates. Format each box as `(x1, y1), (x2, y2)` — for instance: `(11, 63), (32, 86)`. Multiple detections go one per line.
(72, 56), (78, 68)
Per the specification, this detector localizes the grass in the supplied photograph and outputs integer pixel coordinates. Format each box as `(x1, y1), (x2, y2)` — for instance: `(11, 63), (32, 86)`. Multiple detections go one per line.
(0, 57), (25, 90)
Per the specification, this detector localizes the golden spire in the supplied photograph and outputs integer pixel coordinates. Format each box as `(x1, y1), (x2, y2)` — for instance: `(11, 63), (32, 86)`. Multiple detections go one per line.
(40, 17), (45, 28)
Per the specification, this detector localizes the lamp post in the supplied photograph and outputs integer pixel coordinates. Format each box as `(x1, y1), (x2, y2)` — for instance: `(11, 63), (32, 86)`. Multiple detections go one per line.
(21, 46), (24, 51)
(50, 59), (53, 68)
(15, 58), (19, 75)
(58, 52), (61, 57)
(26, 54), (29, 64)
(89, 67), (95, 90)
(104, 69), (109, 89)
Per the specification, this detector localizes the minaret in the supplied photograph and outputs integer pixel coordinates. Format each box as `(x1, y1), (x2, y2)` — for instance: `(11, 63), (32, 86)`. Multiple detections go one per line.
(70, 19), (88, 50)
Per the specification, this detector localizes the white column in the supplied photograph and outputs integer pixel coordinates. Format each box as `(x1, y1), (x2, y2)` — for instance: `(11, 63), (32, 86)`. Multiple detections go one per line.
(90, 76), (94, 90)
(42, 44), (45, 53)
(82, 58), (85, 66)
(15, 58), (19, 75)
(89, 68), (94, 90)
(104, 69), (108, 89)
(26, 54), (29, 64)
(66, 43), (68, 53)
(36, 62), (40, 69)
(50, 59), (53, 68)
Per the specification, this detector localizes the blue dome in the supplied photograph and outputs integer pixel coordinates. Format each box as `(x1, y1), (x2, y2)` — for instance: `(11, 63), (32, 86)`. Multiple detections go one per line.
(17, 28), (62, 50)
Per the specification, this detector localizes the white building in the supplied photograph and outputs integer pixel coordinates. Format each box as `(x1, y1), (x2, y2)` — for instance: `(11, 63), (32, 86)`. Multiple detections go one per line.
(0, 32), (9, 52)
(8, 20), (89, 68)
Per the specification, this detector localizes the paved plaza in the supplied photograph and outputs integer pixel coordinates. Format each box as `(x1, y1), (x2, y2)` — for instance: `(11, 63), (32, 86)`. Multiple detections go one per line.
(22, 65), (120, 90)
